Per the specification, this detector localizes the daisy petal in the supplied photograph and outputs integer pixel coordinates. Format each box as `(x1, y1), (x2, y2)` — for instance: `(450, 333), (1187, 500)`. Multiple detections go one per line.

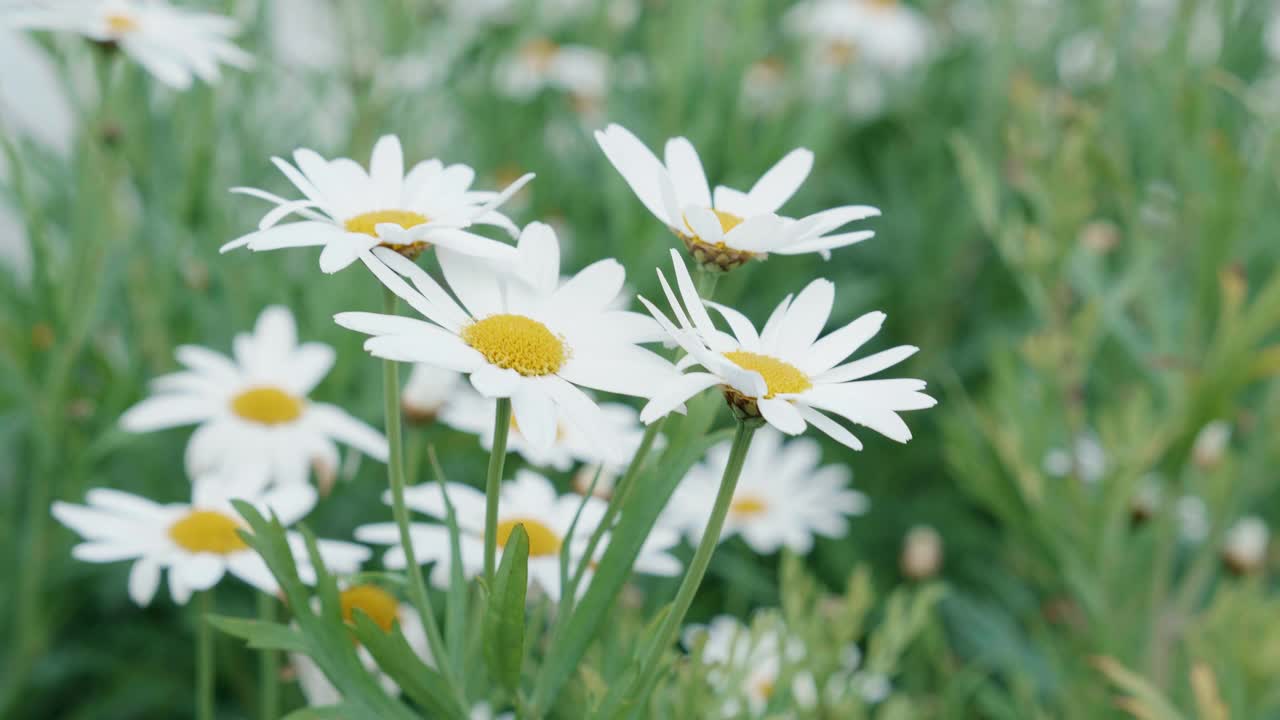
(664, 137), (711, 208)
(796, 405), (863, 451)
(758, 397), (806, 435)
(746, 148), (813, 212)
(801, 311), (887, 375)
(817, 345), (919, 384)
(639, 372), (721, 424)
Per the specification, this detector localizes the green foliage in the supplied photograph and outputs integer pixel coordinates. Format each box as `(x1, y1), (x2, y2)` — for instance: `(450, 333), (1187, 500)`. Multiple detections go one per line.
(484, 523), (529, 694)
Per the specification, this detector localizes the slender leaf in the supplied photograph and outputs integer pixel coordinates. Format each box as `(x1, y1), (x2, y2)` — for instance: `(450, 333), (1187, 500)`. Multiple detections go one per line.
(351, 613), (468, 719)
(484, 523), (528, 693)
(206, 615), (306, 654)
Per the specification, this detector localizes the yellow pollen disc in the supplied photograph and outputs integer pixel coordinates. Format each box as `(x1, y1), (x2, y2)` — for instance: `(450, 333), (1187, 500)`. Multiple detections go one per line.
(105, 13), (139, 34)
(169, 510), (248, 554)
(496, 518), (562, 557)
(731, 496), (769, 517)
(521, 38), (560, 69)
(462, 314), (566, 377)
(231, 387), (304, 425)
(340, 584), (400, 633)
(723, 351), (812, 398)
(343, 210), (429, 237)
(756, 678), (776, 700)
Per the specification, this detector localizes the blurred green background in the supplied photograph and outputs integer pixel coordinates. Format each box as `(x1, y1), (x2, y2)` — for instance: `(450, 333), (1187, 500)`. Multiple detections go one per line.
(3, 0), (1280, 717)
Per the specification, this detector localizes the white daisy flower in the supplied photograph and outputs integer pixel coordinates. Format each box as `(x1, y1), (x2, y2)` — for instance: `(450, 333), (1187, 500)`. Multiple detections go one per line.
(268, 0), (341, 72)
(355, 470), (680, 601)
(119, 305), (388, 487)
(1222, 516), (1269, 575)
(50, 472), (369, 605)
(683, 615), (806, 717)
(663, 428), (867, 554)
(440, 384), (646, 472)
(8, 0), (252, 90)
(639, 250), (935, 451)
(785, 0), (933, 75)
(335, 222), (674, 459)
(221, 134), (534, 274)
(401, 364), (463, 424)
(495, 39), (609, 111)
(294, 583), (431, 705)
(594, 123), (879, 269)
(1042, 431), (1107, 484)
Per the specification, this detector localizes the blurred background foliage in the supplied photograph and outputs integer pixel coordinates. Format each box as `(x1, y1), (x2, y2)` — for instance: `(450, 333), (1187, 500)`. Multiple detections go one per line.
(3, 0), (1280, 717)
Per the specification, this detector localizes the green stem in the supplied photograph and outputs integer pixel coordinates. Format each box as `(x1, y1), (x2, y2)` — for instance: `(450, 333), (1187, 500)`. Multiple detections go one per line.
(197, 591), (215, 720)
(695, 267), (720, 300)
(619, 420), (758, 707)
(256, 593), (279, 720)
(379, 290), (461, 702)
(568, 419), (665, 597)
(484, 397), (513, 582)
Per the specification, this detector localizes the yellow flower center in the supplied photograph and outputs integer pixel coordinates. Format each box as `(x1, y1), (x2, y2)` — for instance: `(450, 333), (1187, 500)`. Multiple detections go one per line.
(722, 351), (812, 398)
(340, 584), (400, 633)
(169, 510), (248, 555)
(105, 13), (138, 35)
(730, 496), (769, 518)
(231, 387), (304, 425)
(684, 209), (744, 242)
(755, 678), (776, 701)
(462, 314), (566, 377)
(521, 38), (560, 70)
(343, 210), (429, 237)
(496, 517), (562, 557)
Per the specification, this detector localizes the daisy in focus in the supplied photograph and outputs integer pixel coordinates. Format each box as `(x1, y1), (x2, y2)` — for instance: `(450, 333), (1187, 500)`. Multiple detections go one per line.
(294, 581), (431, 705)
(441, 384), (647, 472)
(335, 222), (674, 458)
(639, 250), (934, 449)
(51, 472), (368, 605)
(595, 123), (879, 270)
(222, 135), (533, 273)
(120, 306), (388, 487)
(664, 428), (867, 554)
(355, 470), (680, 601)
(7, 0), (252, 90)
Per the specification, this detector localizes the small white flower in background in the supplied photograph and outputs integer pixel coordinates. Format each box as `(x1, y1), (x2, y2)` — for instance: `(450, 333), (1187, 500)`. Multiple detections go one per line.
(1191, 419), (1231, 470)
(401, 364), (463, 424)
(51, 472), (368, 605)
(441, 385), (647, 472)
(900, 524), (943, 580)
(683, 615), (806, 717)
(1267, 6), (1280, 63)
(294, 583), (430, 705)
(495, 39), (609, 111)
(740, 57), (788, 116)
(1042, 431), (1106, 484)
(640, 250), (936, 450)
(470, 702), (515, 720)
(1222, 516), (1269, 575)
(1056, 30), (1115, 90)
(572, 464), (618, 499)
(595, 124), (880, 269)
(222, 135), (533, 273)
(0, 27), (74, 158)
(355, 470), (681, 601)
(854, 671), (892, 704)
(664, 428), (867, 554)
(1177, 495), (1210, 544)
(120, 305), (388, 487)
(8, 0), (252, 90)
(336, 222), (674, 459)
(784, 0), (933, 75)
(268, 0), (341, 71)
(1129, 474), (1163, 523)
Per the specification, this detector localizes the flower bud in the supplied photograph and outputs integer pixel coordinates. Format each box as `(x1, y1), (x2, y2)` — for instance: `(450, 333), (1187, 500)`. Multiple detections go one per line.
(1191, 420), (1231, 470)
(1222, 516), (1269, 575)
(900, 525), (943, 580)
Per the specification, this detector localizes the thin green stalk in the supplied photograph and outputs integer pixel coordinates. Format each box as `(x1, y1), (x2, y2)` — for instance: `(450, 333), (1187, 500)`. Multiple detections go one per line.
(380, 290), (462, 703)
(568, 419), (665, 598)
(484, 397), (513, 582)
(256, 592), (279, 720)
(695, 267), (720, 300)
(615, 420), (758, 711)
(197, 591), (215, 720)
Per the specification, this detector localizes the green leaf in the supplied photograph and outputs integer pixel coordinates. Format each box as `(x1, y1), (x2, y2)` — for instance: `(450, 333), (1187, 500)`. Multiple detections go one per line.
(351, 613), (468, 719)
(484, 523), (528, 693)
(281, 705), (353, 720)
(206, 615), (306, 653)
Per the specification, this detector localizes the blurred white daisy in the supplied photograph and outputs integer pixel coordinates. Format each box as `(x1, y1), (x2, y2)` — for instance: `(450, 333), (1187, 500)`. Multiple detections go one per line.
(294, 582), (430, 705)
(785, 0), (933, 74)
(1056, 30), (1115, 90)
(8, 0), (252, 90)
(356, 470), (680, 601)
(401, 364), (463, 424)
(639, 250), (935, 451)
(335, 222), (673, 459)
(495, 39), (608, 112)
(0, 27), (74, 157)
(1042, 431), (1106, 484)
(1222, 516), (1269, 574)
(1177, 495), (1210, 544)
(120, 306), (388, 487)
(51, 472), (368, 605)
(268, 0), (341, 71)
(222, 135), (533, 273)
(1191, 419), (1230, 469)
(470, 702), (515, 720)
(683, 615), (807, 717)
(664, 428), (867, 554)
(441, 384), (646, 472)
(595, 123), (879, 269)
